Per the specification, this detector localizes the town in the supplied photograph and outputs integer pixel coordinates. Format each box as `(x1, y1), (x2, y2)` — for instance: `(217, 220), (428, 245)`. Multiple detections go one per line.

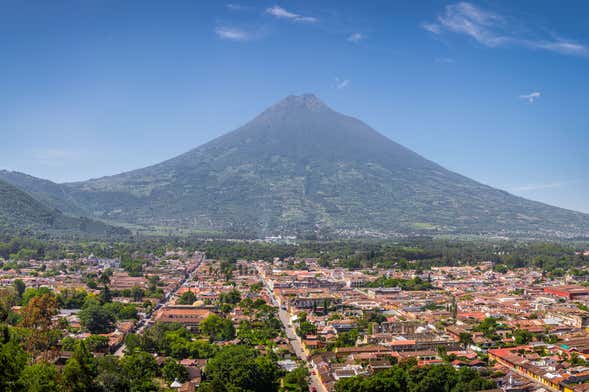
(2, 242), (589, 391)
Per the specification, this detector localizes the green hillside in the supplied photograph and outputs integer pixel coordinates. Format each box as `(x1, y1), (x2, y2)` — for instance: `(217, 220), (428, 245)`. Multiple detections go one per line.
(0, 179), (129, 237)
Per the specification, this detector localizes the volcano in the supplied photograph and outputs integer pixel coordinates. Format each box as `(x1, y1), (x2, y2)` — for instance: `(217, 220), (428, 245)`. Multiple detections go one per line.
(2, 94), (588, 238)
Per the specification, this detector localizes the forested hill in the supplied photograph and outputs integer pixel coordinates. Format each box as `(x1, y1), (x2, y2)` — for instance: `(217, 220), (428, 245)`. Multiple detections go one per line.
(0, 179), (129, 237)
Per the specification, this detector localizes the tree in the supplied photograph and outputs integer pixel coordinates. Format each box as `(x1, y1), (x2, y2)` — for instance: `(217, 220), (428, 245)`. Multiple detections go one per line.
(569, 352), (587, 366)
(131, 286), (144, 302)
(121, 351), (159, 391)
(474, 317), (500, 340)
(19, 363), (60, 392)
(147, 275), (160, 293)
(0, 329), (27, 392)
(95, 355), (129, 391)
(162, 358), (189, 383)
(103, 302), (138, 321)
(334, 362), (495, 392)
(21, 287), (53, 305)
(334, 329), (359, 348)
(283, 366), (309, 392)
(13, 279), (25, 300)
(99, 270), (112, 286)
(58, 289), (88, 309)
(297, 312), (308, 323)
(100, 285), (112, 303)
(124, 333), (142, 353)
(437, 346), (449, 362)
(176, 291), (196, 305)
(0, 287), (19, 323)
(200, 314), (235, 342)
(19, 293), (58, 358)
(513, 329), (534, 345)
(61, 341), (98, 392)
(62, 359), (92, 392)
(459, 332), (473, 348)
(79, 304), (116, 334)
(219, 289), (241, 305)
(450, 296), (458, 320)
(297, 321), (317, 338)
(201, 346), (280, 392)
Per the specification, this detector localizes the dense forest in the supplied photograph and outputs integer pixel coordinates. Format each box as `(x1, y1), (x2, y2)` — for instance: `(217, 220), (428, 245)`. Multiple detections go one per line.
(1, 235), (587, 273)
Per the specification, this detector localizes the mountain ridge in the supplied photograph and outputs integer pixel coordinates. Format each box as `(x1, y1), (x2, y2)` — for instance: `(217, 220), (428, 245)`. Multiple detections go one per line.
(1, 94), (588, 239)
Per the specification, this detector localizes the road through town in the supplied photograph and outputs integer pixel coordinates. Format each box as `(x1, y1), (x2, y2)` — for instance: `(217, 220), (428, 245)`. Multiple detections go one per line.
(261, 267), (327, 392)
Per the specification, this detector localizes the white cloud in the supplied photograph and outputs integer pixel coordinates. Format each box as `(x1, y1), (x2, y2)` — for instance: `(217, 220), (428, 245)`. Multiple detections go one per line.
(265, 6), (318, 23)
(226, 4), (247, 11)
(335, 77), (350, 90)
(347, 33), (366, 43)
(215, 26), (251, 41)
(531, 40), (588, 56)
(421, 23), (441, 34)
(34, 149), (81, 167)
(520, 91), (541, 103)
(422, 2), (588, 57)
(435, 57), (456, 64)
(512, 180), (574, 192)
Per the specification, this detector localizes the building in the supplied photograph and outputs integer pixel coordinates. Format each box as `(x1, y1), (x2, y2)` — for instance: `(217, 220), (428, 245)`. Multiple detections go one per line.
(544, 286), (589, 300)
(154, 306), (213, 329)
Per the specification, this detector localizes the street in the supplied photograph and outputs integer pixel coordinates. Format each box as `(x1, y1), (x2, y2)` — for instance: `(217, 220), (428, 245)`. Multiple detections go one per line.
(260, 267), (327, 392)
(114, 253), (204, 357)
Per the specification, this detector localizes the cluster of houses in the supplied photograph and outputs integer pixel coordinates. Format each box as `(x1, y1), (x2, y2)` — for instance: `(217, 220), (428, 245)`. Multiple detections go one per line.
(6, 248), (589, 391)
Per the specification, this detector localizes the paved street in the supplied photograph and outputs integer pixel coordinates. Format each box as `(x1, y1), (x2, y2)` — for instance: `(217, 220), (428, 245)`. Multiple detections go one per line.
(114, 253), (204, 357)
(262, 268), (327, 392)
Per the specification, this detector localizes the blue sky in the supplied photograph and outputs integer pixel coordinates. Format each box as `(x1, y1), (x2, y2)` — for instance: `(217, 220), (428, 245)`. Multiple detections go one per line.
(0, 0), (588, 212)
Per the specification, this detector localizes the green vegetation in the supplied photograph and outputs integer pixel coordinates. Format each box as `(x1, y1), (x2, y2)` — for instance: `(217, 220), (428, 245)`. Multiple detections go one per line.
(0, 322), (164, 392)
(79, 304), (117, 334)
(297, 320), (317, 338)
(2, 234), (588, 277)
(219, 289), (241, 305)
(0, 178), (129, 238)
(176, 291), (196, 305)
(332, 329), (359, 348)
(128, 322), (220, 360)
(473, 317), (502, 340)
(200, 314), (236, 342)
(283, 366), (309, 392)
(162, 358), (189, 383)
(367, 276), (434, 290)
(236, 300), (282, 345)
(334, 360), (496, 392)
(199, 345), (280, 392)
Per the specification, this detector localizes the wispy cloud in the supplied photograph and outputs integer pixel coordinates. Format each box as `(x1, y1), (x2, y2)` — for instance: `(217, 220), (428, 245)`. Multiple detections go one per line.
(265, 6), (318, 23)
(34, 148), (81, 167)
(520, 91), (541, 103)
(335, 77), (350, 90)
(422, 2), (588, 57)
(435, 57), (456, 64)
(421, 23), (441, 35)
(226, 3), (248, 11)
(512, 179), (579, 192)
(347, 32), (366, 43)
(215, 26), (251, 41)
